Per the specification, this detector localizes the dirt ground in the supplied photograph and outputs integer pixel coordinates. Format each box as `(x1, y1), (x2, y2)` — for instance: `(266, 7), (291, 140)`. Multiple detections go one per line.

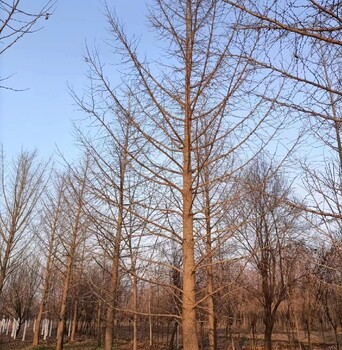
(0, 330), (340, 350)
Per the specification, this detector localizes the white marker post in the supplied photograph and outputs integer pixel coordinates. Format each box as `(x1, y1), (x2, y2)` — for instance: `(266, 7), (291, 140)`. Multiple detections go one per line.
(22, 320), (27, 341)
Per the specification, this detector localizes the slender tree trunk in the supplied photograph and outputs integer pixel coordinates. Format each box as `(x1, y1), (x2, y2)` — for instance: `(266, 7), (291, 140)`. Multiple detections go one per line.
(56, 167), (87, 350)
(181, 2), (199, 349)
(32, 257), (52, 346)
(132, 273), (138, 350)
(0, 230), (14, 294)
(104, 254), (120, 350)
(33, 188), (62, 347)
(97, 301), (102, 348)
(56, 252), (75, 350)
(104, 193), (124, 350)
(70, 301), (78, 342)
(169, 322), (178, 350)
(149, 287), (153, 347)
(204, 178), (216, 350)
(305, 319), (312, 350)
(32, 274), (48, 346)
(103, 128), (128, 350)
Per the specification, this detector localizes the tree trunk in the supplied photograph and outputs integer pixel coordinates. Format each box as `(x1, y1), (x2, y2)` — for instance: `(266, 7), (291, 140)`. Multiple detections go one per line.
(205, 179), (216, 350)
(56, 166), (87, 350)
(132, 273), (138, 350)
(56, 253), (74, 350)
(33, 189), (61, 347)
(306, 320), (312, 350)
(181, 1), (199, 349)
(264, 318), (274, 350)
(169, 321), (178, 350)
(149, 287), (153, 347)
(97, 300), (102, 347)
(104, 202), (123, 350)
(70, 301), (78, 342)
(333, 325), (340, 350)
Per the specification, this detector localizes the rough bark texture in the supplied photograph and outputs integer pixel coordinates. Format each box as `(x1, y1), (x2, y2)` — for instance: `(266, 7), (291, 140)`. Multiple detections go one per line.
(180, 2), (199, 349)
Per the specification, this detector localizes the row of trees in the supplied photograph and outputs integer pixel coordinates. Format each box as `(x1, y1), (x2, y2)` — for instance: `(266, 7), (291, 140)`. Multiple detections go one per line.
(1, 0), (341, 350)
(0, 149), (340, 350)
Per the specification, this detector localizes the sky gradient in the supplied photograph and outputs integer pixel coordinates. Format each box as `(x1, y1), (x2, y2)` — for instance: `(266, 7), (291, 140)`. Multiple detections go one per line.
(0, 0), (148, 162)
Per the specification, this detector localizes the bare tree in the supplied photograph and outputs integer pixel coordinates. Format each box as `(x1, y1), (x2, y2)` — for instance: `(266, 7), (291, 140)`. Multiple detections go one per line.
(32, 172), (65, 347)
(0, 149), (47, 294)
(55, 159), (89, 350)
(77, 0), (290, 348)
(235, 158), (302, 350)
(2, 255), (41, 335)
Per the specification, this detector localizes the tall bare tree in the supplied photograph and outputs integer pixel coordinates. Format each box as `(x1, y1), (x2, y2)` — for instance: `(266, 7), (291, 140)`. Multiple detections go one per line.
(55, 159), (89, 350)
(0, 149), (47, 294)
(73, 92), (142, 350)
(77, 0), (293, 348)
(32, 172), (65, 347)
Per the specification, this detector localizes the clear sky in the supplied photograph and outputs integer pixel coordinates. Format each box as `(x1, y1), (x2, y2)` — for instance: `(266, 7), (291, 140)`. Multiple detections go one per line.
(0, 0), (149, 162)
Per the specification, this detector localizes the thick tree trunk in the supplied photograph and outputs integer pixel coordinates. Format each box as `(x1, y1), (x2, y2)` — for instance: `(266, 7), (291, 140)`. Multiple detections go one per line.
(182, 143), (199, 350)
(264, 315), (274, 350)
(264, 324), (273, 350)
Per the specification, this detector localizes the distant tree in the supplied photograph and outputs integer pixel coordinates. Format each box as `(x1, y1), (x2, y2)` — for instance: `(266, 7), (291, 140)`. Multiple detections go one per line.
(0, 149), (47, 294)
(55, 159), (89, 350)
(33, 172), (65, 347)
(314, 244), (342, 350)
(235, 158), (302, 350)
(2, 256), (40, 335)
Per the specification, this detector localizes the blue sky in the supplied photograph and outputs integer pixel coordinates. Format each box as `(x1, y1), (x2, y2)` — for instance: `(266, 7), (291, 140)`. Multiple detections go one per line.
(0, 0), (148, 162)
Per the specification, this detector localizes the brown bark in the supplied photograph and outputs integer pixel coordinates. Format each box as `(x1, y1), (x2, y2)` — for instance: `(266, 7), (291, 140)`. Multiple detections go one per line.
(55, 165), (87, 350)
(181, 2), (199, 349)
(70, 301), (78, 342)
(204, 166), (216, 350)
(97, 300), (103, 348)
